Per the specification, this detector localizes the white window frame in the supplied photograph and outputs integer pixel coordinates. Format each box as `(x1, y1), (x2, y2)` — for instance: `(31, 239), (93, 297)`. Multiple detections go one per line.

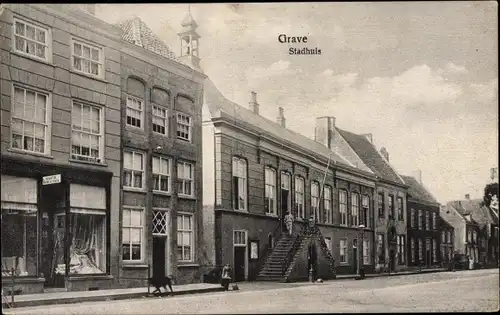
(411, 237), (415, 263)
(177, 213), (194, 262)
(122, 207), (145, 263)
(152, 208), (170, 236)
(339, 190), (348, 226)
(388, 195), (394, 219)
(176, 113), (192, 142)
(311, 181), (320, 221)
(152, 156), (172, 193)
(12, 17), (51, 62)
(295, 176), (305, 219)
(410, 208), (415, 228)
(340, 238), (348, 264)
(233, 230), (247, 246)
(324, 186), (332, 224)
(361, 195), (370, 228)
(351, 192), (359, 227)
(377, 192), (384, 218)
(123, 151), (145, 190)
(71, 100), (104, 163)
(71, 38), (104, 79)
(397, 235), (405, 265)
(397, 197), (403, 221)
(418, 209), (422, 230)
(126, 95), (144, 129)
(432, 238), (437, 263)
(232, 157), (248, 211)
(264, 167), (277, 216)
(152, 105), (168, 136)
(281, 172), (291, 214)
(177, 161), (194, 197)
(10, 85), (52, 155)
(432, 212), (437, 230)
(418, 238), (423, 262)
(363, 238), (370, 265)
(425, 212), (430, 230)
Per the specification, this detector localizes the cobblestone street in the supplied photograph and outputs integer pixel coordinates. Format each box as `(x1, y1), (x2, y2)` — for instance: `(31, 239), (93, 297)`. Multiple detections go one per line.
(6, 269), (498, 314)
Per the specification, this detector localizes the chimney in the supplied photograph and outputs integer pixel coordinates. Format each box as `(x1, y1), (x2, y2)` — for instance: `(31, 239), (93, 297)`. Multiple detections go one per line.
(380, 147), (389, 162)
(362, 133), (373, 143)
(249, 91), (259, 114)
(412, 169), (422, 184)
(276, 107), (286, 128)
(465, 194), (470, 200)
(314, 116), (335, 149)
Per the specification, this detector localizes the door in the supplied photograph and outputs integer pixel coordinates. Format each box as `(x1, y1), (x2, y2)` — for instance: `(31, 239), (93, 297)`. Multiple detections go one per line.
(353, 247), (358, 274)
(308, 243), (318, 279)
(152, 237), (166, 279)
(234, 247), (246, 282)
(389, 249), (396, 271)
(281, 190), (289, 231)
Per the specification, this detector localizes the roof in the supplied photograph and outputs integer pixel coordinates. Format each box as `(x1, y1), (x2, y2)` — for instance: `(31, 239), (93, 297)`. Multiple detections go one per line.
(400, 175), (439, 204)
(116, 16), (179, 62)
(338, 129), (405, 186)
(446, 199), (482, 225)
(203, 79), (375, 175)
(439, 215), (454, 230)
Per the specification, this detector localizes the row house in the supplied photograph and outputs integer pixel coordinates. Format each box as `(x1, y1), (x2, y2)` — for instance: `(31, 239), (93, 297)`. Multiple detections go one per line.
(202, 82), (379, 281)
(339, 131), (408, 272)
(439, 217), (455, 264)
(401, 173), (440, 268)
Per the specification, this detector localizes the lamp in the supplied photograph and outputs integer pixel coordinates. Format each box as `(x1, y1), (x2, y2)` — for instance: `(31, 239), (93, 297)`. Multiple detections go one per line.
(356, 224), (366, 280)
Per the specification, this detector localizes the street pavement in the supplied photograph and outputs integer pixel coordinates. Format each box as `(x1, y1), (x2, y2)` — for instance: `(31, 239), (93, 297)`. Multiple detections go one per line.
(5, 269), (499, 314)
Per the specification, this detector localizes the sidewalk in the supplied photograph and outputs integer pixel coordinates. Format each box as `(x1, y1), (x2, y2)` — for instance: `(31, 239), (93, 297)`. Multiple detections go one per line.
(2, 282), (225, 309)
(334, 267), (448, 281)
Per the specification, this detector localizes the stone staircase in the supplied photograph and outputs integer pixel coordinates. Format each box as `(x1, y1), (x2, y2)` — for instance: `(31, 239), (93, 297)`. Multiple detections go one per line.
(256, 233), (300, 282)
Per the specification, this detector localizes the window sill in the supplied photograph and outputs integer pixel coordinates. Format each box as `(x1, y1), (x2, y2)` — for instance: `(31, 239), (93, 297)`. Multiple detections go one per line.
(177, 263), (199, 268)
(70, 69), (107, 83)
(122, 264), (149, 269)
(152, 132), (169, 137)
(11, 50), (54, 66)
(265, 213), (278, 218)
(178, 195), (196, 200)
(234, 208), (248, 212)
(123, 187), (147, 194)
(176, 138), (192, 144)
(7, 149), (54, 159)
(125, 125), (145, 131)
(153, 190), (173, 196)
(69, 158), (107, 167)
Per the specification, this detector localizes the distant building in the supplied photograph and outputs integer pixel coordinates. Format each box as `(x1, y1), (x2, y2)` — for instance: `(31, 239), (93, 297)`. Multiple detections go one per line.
(438, 215), (455, 264)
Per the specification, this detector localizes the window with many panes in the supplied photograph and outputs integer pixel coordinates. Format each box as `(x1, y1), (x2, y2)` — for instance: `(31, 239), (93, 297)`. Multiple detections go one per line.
(281, 172), (291, 215)
(152, 209), (169, 236)
(13, 18), (49, 61)
(432, 238), (437, 262)
(388, 195), (395, 219)
(71, 101), (103, 163)
(177, 214), (193, 262)
(378, 192), (384, 217)
(152, 106), (168, 135)
(123, 151), (144, 189)
(377, 233), (385, 264)
(410, 208), (415, 228)
(442, 231), (446, 243)
(363, 239), (370, 265)
(233, 230), (247, 246)
(361, 195), (370, 228)
(177, 162), (194, 197)
(153, 156), (171, 193)
(418, 209), (423, 230)
(339, 190), (348, 226)
(397, 197), (403, 220)
(126, 96), (143, 129)
(122, 208), (144, 262)
(295, 177), (304, 219)
(340, 238), (347, 264)
(11, 86), (50, 154)
(411, 237), (415, 263)
(425, 212), (429, 230)
(176, 113), (191, 141)
(397, 235), (405, 265)
(232, 157), (247, 211)
(264, 167), (277, 215)
(432, 212), (437, 230)
(72, 39), (103, 78)
(351, 193), (359, 227)
(418, 238), (423, 262)
(324, 186), (332, 224)
(311, 182), (320, 221)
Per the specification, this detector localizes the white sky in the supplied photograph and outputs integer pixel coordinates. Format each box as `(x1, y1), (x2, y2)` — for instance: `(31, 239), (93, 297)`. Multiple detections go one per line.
(97, 2), (498, 204)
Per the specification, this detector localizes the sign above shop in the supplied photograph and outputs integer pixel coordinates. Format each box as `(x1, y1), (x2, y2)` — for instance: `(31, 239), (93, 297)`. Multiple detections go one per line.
(42, 174), (62, 185)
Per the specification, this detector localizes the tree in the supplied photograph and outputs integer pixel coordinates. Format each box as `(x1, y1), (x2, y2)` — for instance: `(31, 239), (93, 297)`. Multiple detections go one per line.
(483, 182), (499, 208)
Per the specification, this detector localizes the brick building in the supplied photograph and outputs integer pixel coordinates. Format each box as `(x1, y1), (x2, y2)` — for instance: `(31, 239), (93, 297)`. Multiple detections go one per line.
(438, 215), (455, 265)
(202, 80), (379, 281)
(339, 131), (409, 272)
(400, 173), (441, 268)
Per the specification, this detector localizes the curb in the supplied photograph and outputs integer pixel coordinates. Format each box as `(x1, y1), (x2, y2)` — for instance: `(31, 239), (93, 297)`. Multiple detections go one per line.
(332, 268), (449, 281)
(2, 286), (226, 309)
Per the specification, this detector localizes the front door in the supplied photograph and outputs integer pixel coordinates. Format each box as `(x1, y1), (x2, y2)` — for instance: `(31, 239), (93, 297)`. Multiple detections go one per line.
(152, 237), (166, 279)
(389, 249), (396, 271)
(234, 247), (246, 282)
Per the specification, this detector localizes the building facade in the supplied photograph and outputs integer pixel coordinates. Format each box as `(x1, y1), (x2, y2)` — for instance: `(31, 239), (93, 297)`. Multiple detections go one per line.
(339, 131), (409, 272)
(202, 83), (379, 281)
(401, 174), (440, 268)
(1, 4), (122, 293)
(439, 216), (455, 265)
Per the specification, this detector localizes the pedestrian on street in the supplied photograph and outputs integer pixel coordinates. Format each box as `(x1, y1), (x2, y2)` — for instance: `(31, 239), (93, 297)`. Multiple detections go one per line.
(221, 264), (232, 291)
(285, 211), (294, 235)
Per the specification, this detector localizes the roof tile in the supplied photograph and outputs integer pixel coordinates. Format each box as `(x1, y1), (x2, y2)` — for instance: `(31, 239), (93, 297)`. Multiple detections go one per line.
(400, 175), (438, 204)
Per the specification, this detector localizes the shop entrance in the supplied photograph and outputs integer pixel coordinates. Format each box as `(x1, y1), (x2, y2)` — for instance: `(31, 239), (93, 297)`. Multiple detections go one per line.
(152, 236), (168, 280)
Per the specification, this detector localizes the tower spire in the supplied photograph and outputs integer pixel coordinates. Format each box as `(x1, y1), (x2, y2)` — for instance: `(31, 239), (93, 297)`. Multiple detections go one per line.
(178, 5), (202, 71)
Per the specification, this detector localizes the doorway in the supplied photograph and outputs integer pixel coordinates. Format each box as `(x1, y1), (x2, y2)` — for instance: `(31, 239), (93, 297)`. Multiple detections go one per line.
(233, 247), (246, 282)
(389, 249), (396, 272)
(152, 237), (167, 279)
(352, 239), (358, 274)
(280, 172), (291, 233)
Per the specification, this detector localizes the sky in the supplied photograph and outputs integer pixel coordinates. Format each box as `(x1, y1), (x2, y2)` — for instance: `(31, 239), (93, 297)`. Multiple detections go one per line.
(97, 2), (498, 204)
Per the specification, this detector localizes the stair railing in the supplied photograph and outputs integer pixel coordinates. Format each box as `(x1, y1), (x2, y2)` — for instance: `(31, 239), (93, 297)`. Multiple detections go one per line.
(257, 222), (283, 277)
(281, 234), (301, 276)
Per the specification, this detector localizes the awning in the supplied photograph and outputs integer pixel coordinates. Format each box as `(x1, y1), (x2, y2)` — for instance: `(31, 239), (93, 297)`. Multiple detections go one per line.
(70, 183), (106, 211)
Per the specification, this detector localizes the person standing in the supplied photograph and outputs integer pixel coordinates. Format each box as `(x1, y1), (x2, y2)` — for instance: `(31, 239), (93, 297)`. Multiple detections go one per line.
(221, 264), (232, 291)
(284, 211), (294, 235)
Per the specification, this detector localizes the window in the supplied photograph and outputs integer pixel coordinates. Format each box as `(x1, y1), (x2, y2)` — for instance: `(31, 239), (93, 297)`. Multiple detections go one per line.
(397, 197), (403, 221)
(410, 208), (415, 228)
(13, 18), (49, 61)
(295, 177), (304, 219)
(377, 233), (384, 264)
(324, 237), (332, 253)
(363, 239), (370, 265)
(69, 211), (106, 273)
(11, 86), (50, 154)
(432, 212), (437, 230)
(418, 210), (422, 230)
(427, 211), (431, 230)
(324, 186), (332, 224)
(361, 195), (370, 228)
(351, 193), (359, 227)
(176, 113), (192, 141)
(447, 231), (451, 244)
(232, 157), (247, 210)
(377, 192), (384, 218)
(123, 151), (144, 189)
(418, 238), (423, 262)
(472, 231), (477, 243)
(311, 182), (320, 221)
(234, 230), (247, 246)
(467, 230), (472, 243)
(153, 156), (171, 193)
(122, 208), (144, 262)
(388, 195), (395, 219)
(441, 231), (446, 243)
(177, 162), (194, 197)
(264, 167), (276, 215)
(126, 96), (143, 129)
(72, 39), (103, 77)
(152, 106), (168, 135)
(152, 210), (169, 236)
(397, 235), (405, 265)
(177, 214), (193, 262)
(410, 237), (415, 263)
(340, 238), (347, 263)
(71, 101), (103, 163)
(339, 190), (348, 226)
(281, 172), (291, 214)
(432, 238), (437, 263)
